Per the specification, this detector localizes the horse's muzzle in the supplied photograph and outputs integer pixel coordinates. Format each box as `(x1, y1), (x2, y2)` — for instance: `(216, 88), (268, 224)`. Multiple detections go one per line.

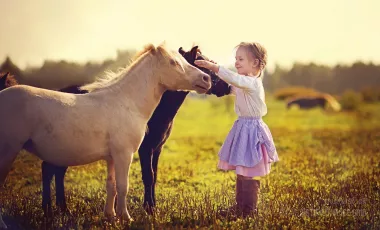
(194, 74), (211, 94)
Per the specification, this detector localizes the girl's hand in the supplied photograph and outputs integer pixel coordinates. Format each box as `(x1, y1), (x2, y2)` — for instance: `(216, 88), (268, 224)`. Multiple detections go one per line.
(194, 60), (219, 73)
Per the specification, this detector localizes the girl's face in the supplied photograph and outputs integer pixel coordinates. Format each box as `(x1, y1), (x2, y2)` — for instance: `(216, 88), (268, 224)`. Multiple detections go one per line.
(235, 47), (258, 76)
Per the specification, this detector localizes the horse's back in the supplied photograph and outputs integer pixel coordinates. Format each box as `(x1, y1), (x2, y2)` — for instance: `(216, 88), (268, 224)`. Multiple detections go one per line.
(0, 85), (33, 113)
(59, 85), (88, 94)
(287, 96), (326, 109)
(0, 85), (109, 165)
(0, 85), (37, 144)
(0, 85), (80, 133)
(0, 84), (65, 99)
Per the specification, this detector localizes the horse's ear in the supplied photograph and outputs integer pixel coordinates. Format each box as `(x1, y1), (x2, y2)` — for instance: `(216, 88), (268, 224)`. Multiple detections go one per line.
(178, 47), (185, 55)
(0, 72), (9, 82)
(190, 46), (198, 59)
(190, 46), (198, 54)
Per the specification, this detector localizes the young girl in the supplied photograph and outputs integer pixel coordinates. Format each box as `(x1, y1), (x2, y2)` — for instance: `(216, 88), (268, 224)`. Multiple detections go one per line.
(195, 42), (279, 217)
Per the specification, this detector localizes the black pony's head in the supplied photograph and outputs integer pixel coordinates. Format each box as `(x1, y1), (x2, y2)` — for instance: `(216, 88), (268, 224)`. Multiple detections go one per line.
(178, 46), (230, 97)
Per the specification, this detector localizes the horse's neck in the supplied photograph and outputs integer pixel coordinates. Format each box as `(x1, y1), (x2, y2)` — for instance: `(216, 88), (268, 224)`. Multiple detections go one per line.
(105, 55), (165, 120)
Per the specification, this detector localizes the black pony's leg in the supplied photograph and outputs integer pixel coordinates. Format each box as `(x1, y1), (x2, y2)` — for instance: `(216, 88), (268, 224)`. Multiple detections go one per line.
(151, 125), (172, 206)
(322, 99), (327, 110)
(54, 165), (69, 213)
(152, 146), (163, 206)
(138, 142), (155, 214)
(42, 161), (54, 217)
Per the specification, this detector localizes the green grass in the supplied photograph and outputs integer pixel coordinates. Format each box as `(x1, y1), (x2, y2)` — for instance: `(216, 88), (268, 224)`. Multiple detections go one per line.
(1, 96), (379, 229)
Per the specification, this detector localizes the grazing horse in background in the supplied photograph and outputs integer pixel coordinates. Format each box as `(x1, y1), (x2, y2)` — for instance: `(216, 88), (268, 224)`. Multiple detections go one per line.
(286, 94), (341, 111)
(0, 44), (211, 229)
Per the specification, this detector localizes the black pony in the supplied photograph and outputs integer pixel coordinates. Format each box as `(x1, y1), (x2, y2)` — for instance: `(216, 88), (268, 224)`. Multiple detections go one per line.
(139, 46), (230, 213)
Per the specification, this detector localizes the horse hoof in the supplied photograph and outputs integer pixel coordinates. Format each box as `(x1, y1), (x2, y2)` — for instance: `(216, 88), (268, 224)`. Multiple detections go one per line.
(60, 208), (72, 216)
(57, 204), (71, 215)
(119, 216), (134, 225)
(104, 213), (116, 221)
(143, 205), (155, 215)
(116, 211), (132, 223)
(0, 218), (7, 229)
(43, 207), (53, 218)
(0, 222), (7, 229)
(121, 212), (131, 221)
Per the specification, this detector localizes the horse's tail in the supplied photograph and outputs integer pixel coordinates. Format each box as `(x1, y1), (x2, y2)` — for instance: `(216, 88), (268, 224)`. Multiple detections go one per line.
(323, 94), (341, 112)
(0, 142), (21, 230)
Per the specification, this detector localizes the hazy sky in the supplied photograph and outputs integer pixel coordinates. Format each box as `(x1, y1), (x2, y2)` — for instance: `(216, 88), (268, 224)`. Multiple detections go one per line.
(1, 0), (379, 71)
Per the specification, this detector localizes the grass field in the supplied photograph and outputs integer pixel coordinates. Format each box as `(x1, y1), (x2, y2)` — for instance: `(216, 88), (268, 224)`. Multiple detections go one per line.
(1, 96), (379, 229)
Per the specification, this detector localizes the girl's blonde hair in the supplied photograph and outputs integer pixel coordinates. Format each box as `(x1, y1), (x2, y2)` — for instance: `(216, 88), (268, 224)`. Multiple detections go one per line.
(236, 42), (267, 71)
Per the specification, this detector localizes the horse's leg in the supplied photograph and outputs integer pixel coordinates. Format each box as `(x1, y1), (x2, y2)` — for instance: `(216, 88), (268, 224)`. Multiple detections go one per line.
(151, 125), (172, 207)
(54, 165), (69, 213)
(41, 162), (54, 217)
(114, 151), (134, 222)
(152, 146), (163, 207)
(0, 143), (22, 229)
(0, 211), (5, 229)
(321, 100), (327, 110)
(0, 147), (19, 186)
(104, 159), (116, 219)
(138, 146), (154, 214)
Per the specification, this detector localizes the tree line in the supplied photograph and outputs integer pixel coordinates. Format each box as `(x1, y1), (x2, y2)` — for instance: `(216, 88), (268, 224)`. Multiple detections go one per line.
(1, 51), (379, 94)
(264, 62), (380, 94)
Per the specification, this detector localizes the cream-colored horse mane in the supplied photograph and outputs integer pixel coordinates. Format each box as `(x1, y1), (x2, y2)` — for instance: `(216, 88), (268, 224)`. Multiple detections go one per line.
(80, 44), (172, 92)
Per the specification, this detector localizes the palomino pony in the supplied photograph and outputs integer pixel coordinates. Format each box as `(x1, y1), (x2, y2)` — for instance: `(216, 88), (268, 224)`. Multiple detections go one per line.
(41, 46), (229, 215)
(0, 47), (230, 219)
(0, 44), (211, 229)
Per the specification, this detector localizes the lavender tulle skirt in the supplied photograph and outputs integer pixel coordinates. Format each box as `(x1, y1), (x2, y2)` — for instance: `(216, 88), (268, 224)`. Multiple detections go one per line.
(218, 117), (279, 177)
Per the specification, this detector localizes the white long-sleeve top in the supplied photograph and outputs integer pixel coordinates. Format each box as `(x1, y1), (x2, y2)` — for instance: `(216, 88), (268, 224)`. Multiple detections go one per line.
(217, 66), (267, 117)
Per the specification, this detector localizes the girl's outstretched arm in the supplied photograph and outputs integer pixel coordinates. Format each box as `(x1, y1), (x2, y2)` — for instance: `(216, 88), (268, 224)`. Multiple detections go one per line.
(195, 60), (259, 90)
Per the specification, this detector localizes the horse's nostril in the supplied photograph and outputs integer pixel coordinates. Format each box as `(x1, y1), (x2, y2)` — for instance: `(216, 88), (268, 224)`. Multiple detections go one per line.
(202, 75), (210, 83)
